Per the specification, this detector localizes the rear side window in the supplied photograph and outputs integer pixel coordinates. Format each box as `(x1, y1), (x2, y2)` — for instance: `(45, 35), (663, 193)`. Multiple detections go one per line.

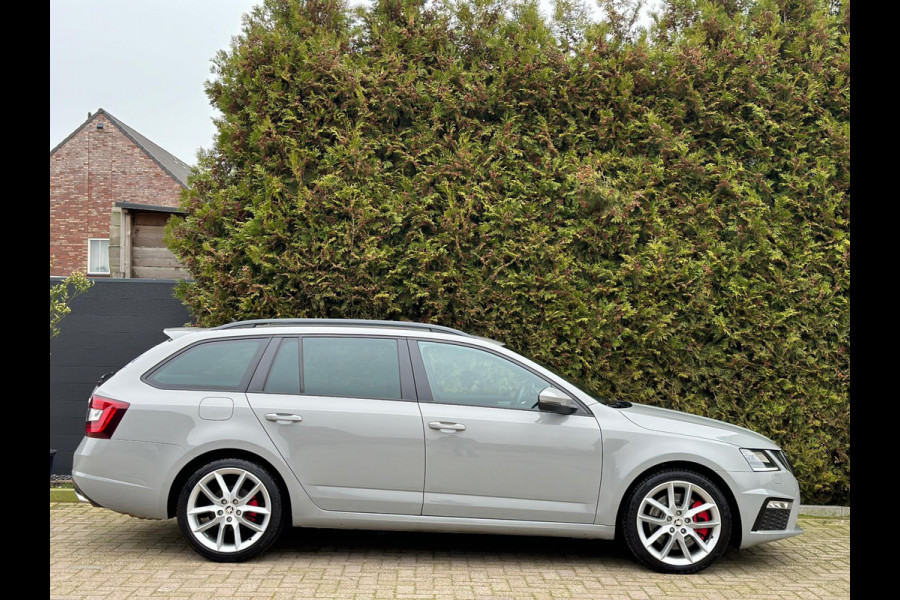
(145, 338), (268, 391)
(302, 337), (401, 400)
(264, 338), (300, 394)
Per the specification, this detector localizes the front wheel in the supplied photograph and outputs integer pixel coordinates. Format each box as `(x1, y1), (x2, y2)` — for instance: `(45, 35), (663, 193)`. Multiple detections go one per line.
(176, 458), (284, 562)
(621, 469), (732, 574)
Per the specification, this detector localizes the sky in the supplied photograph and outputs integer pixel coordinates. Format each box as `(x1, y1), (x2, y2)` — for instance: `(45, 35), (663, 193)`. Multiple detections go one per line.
(50, 0), (260, 165)
(51, 1), (633, 167)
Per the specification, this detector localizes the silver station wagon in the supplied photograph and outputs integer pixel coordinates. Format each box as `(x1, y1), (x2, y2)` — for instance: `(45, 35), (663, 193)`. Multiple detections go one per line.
(72, 319), (802, 573)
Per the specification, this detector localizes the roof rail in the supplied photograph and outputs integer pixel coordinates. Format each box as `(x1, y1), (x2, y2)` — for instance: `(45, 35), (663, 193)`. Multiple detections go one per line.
(212, 318), (473, 337)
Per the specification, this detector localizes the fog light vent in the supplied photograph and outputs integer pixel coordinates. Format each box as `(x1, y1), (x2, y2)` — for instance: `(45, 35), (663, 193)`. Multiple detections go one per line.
(752, 498), (792, 531)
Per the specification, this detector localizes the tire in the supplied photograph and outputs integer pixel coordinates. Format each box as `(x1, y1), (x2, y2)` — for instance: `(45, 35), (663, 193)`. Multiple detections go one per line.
(621, 469), (732, 574)
(176, 458), (284, 562)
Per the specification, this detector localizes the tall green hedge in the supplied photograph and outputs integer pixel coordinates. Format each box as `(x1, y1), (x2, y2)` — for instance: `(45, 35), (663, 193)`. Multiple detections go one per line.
(169, 0), (850, 504)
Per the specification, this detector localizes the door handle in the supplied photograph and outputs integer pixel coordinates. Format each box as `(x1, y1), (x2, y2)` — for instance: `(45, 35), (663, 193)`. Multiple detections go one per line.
(428, 421), (466, 432)
(265, 413), (303, 424)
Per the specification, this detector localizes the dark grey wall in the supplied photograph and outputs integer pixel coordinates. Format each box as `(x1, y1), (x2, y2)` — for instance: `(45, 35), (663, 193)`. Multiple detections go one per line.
(50, 278), (191, 475)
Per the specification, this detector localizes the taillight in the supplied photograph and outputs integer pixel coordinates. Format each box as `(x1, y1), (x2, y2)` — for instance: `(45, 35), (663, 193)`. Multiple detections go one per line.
(85, 395), (130, 439)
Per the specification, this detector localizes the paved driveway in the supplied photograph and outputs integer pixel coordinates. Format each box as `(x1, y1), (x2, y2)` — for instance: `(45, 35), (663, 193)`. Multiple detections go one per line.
(50, 503), (848, 599)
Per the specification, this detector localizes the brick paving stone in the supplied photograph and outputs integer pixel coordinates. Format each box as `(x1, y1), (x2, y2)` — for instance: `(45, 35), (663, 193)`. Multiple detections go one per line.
(51, 504), (849, 599)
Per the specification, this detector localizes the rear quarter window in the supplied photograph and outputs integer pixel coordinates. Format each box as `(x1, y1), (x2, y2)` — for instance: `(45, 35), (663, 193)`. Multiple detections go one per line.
(144, 338), (268, 391)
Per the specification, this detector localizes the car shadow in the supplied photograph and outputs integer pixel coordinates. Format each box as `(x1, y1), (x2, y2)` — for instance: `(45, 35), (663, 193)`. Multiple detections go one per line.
(75, 509), (801, 573)
(272, 526), (634, 564)
(270, 527), (804, 572)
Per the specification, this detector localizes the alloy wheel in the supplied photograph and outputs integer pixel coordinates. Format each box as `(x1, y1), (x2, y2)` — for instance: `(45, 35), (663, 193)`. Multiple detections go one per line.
(185, 467), (273, 554)
(635, 479), (722, 567)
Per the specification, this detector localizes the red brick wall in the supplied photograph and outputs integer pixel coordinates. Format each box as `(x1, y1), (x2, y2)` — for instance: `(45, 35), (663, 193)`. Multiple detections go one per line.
(50, 113), (185, 276)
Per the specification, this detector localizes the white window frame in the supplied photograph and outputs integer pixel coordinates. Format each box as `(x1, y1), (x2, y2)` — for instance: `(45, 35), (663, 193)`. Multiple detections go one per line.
(87, 238), (110, 275)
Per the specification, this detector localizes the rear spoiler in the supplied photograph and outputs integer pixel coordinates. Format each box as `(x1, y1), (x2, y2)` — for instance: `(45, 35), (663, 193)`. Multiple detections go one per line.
(163, 327), (209, 340)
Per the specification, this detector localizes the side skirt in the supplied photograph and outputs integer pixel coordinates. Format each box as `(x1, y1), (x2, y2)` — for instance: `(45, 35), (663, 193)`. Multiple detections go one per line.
(292, 512), (616, 540)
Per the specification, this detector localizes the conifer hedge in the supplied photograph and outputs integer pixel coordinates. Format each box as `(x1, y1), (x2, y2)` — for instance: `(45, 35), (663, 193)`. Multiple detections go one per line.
(168, 0), (850, 504)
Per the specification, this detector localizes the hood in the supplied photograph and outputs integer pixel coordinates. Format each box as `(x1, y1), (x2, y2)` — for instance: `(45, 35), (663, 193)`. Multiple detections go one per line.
(616, 403), (779, 448)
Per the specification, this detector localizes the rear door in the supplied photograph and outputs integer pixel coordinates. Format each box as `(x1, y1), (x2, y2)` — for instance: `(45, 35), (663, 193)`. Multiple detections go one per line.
(246, 335), (425, 515)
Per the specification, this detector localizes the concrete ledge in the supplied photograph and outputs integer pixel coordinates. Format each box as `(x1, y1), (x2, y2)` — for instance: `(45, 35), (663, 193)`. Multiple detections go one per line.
(798, 504), (850, 518)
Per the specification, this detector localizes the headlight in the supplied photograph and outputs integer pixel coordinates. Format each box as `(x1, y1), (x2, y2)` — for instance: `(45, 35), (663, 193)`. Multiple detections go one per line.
(740, 448), (781, 472)
(772, 449), (794, 475)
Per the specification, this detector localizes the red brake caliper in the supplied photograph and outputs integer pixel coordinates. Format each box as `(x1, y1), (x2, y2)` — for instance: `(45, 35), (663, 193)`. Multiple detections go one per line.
(246, 496), (260, 523)
(691, 500), (710, 540)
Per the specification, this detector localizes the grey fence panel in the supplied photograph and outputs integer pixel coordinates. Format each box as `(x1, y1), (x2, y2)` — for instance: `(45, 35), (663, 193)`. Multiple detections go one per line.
(49, 278), (191, 476)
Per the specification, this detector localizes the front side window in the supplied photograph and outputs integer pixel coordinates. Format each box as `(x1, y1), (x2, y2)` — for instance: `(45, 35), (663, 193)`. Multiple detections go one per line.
(302, 337), (402, 400)
(418, 341), (551, 410)
(146, 338), (267, 390)
(88, 238), (110, 275)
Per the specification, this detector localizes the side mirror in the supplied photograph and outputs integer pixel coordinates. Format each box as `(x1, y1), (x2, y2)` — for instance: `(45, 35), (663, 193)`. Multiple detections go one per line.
(537, 387), (578, 415)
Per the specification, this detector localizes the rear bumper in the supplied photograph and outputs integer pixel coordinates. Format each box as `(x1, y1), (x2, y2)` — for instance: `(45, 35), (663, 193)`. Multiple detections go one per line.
(72, 480), (100, 506)
(72, 437), (185, 520)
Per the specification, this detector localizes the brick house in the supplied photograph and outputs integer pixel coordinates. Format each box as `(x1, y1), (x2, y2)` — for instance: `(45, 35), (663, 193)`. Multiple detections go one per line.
(50, 109), (191, 279)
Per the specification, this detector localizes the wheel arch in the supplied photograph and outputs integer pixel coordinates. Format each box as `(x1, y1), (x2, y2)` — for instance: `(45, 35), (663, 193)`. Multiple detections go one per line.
(614, 460), (743, 548)
(166, 448), (292, 521)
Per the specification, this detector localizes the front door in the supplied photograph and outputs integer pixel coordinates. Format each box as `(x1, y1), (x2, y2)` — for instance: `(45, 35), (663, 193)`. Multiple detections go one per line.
(413, 340), (603, 524)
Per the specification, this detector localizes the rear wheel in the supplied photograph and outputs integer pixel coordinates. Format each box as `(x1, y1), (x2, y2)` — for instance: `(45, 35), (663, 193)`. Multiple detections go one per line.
(176, 458), (283, 562)
(622, 469), (732, 574)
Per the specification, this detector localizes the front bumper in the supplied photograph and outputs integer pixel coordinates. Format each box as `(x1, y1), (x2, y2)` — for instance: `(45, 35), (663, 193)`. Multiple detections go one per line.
(726, 469), (803, 549)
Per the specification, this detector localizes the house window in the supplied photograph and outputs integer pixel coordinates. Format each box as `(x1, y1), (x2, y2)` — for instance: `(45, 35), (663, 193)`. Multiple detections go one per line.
(87, 238), (110, 275)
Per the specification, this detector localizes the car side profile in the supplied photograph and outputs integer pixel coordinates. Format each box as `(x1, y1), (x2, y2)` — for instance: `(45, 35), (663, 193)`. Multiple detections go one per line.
(72, 319), (801, 573)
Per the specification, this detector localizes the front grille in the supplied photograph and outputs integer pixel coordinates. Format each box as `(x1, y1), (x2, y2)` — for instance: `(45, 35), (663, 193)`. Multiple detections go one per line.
(752, 500), (792, 531)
